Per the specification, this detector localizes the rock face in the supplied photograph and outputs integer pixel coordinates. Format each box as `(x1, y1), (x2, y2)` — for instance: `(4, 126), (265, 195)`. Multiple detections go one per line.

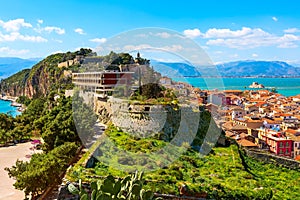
(0, 53), (76, 98)
(1, 64), (65, 98)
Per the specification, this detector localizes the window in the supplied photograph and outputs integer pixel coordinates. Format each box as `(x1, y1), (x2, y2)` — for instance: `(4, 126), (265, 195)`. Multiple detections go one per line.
(286, 142), (289, 147)
(296, 143), (298, 148)
(279, 149), (283, 154)
(279, 142), (283, 147)
(286, 149), (289, 154)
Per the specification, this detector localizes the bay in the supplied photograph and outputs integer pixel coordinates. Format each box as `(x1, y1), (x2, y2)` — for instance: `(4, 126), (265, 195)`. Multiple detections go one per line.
(0, 100), (20, 117)
(174, 77), (300, 97)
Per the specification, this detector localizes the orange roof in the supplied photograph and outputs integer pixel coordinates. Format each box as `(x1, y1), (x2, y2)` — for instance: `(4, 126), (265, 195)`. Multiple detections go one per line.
(237, 139), (258, 147)
(225, 131), (235, 137)
(286, 129), (299, 135)
(280, 113), (292, 117)
(263, 118), (282, 124)
(258, 90), (270, 93)
(224, 90), (243, 93)
(255, 102), (267, 107)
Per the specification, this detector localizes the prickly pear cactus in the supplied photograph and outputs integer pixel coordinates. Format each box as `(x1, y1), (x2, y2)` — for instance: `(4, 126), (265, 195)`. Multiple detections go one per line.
(68, 171), (161, 200)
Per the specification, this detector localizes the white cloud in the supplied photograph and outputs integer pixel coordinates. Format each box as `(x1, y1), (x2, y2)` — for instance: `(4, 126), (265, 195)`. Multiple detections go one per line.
(214, 51), (223, 54)
(51, 50), (64, 54)
(0, 31), (47, 42)
(121, 44), (183, 52)
(44, 26), (65, 35)
(37, 19), (43, 24)
(122, 44), (152, 51)
(0, 47), (29, 55)
(272, 16), (278, 22)
(0, 18), (32, 32)
(204, 27), (256, 38)
(183, 28), (202, 38)
(74, 28), (85, 35)
(162, 44), (183, 52)
(277, 42), (298, 48)
(230, 54), (239, 58)
(155, 32), (171, 38)
(52, 39), (63, 43)
(204, 27), (300, 49)
(284, 28), (300, 33)
(89, 38), (107, 43)
(252, 53), (258, 57)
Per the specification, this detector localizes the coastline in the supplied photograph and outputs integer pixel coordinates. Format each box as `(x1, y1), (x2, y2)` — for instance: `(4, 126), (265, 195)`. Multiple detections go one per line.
(0, 95), (25, 113)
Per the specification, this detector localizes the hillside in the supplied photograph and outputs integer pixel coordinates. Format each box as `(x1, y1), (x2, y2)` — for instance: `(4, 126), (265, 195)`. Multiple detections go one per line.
(151, 60), (300, 77)
(0, 57), (39, 79)
(67, 124), (300, 199)
(0, 49), (95, 98)
(0, 50), (158, 98)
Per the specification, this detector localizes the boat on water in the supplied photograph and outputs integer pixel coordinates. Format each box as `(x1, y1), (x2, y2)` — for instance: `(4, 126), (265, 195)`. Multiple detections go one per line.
(249, 82), (265, 88)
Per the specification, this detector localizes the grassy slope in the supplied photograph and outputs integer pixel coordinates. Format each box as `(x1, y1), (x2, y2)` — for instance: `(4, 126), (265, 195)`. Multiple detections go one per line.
(67, 126), (300, 199)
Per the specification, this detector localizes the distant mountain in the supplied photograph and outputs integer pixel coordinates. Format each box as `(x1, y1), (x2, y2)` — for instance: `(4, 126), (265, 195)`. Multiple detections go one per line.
(151, 60), (300, 77)
(0, 57), (40, 79)
(216, 60), (300, 77)
(151, 60), (202, 77)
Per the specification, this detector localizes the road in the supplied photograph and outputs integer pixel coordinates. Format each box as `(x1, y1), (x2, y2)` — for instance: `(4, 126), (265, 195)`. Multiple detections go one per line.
(0, 142), (33, 200)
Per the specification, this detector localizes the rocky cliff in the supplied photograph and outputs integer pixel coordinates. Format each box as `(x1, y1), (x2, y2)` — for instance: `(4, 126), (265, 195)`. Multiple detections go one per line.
(0, 49), (92, 98)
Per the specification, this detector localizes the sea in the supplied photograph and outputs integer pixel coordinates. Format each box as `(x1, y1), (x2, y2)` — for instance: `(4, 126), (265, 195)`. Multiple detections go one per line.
(174, 77), (300, 97)
(0, 77), (299, 116)
(0, 100), (21, 117)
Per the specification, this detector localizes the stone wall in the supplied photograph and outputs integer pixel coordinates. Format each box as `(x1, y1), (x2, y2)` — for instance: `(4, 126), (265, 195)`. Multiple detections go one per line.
(243, 147), (300, 170)
(95, 97), (201, 144)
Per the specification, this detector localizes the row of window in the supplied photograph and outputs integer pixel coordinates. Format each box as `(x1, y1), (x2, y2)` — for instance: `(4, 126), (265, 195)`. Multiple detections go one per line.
(279, 141), (290, 148)
(279, 149), (290, 154)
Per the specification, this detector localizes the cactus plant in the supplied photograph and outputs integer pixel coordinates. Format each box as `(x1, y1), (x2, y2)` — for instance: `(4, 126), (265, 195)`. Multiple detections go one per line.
(68, 171), (162, 200)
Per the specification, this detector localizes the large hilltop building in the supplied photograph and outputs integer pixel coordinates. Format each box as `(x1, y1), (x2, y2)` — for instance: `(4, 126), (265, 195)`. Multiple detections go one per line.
(72, 71), (133, 99)
(72, 52), (147, 99)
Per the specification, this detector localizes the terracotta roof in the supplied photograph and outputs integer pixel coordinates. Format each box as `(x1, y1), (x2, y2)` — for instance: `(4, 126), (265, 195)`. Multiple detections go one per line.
(224, 90), (243, 93)
(222, 122), (233, 130)
(258, 90), (270, 94)
(231, 124), (248, 130)
(286, 129), (300, 135)
(263, 118), (282, 124)
(225, 131), (235, 137)
(295, 155), (300, 161)
(237, 139), (258, 147)
(280, 113), (293, 117)
(255, 102), (267, 107)
(239, 132), (248, 139)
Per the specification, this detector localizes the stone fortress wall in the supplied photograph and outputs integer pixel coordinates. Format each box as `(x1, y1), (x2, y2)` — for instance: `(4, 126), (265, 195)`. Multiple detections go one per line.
(94, 97), (200, 144)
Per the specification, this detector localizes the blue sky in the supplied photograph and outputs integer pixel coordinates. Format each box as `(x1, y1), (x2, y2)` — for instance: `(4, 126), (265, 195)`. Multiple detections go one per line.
(1, 0), (300, 64)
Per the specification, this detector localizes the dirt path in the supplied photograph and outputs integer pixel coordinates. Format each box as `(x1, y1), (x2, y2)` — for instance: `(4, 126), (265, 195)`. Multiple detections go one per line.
(0, 142), (33, 200)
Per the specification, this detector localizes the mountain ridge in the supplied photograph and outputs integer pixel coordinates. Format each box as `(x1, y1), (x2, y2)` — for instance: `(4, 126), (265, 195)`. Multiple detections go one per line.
(0, 57), (40, 79)
(151, 60), (300, 77)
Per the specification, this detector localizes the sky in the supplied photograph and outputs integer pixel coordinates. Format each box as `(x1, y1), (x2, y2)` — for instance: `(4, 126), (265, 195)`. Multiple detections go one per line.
(1, 0), (300, 64)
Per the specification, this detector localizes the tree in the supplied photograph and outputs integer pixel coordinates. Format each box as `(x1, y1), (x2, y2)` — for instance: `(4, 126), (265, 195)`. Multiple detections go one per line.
(16, 96), (31, 106)
(270, 87), (278, 93)
(40, 96), (81, 151)
(5, 142), (79, 199)
(132, 83), (163, 99)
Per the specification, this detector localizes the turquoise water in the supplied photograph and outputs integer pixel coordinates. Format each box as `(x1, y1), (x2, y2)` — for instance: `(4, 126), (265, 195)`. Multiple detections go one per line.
(174, 77), (300, 97)
(0, 100), (20, 117)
